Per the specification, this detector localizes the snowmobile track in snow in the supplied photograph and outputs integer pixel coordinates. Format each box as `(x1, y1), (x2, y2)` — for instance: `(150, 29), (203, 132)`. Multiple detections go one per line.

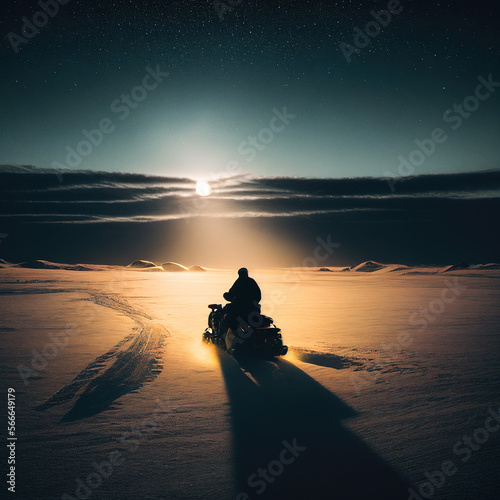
(36, 292), (168, 421)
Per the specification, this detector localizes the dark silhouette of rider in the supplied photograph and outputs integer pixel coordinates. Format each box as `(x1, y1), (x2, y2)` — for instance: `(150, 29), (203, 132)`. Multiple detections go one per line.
(224, 267), (261, 305)
(221, 268), (261, 332)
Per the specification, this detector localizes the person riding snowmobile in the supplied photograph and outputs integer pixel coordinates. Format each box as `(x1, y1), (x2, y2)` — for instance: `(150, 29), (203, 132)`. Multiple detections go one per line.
(221, 268), (261, 334)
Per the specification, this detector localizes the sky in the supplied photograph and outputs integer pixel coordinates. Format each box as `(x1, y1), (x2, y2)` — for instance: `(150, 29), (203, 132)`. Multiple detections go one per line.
(1, 0), (499, 180)
(1, 0), (499, 267)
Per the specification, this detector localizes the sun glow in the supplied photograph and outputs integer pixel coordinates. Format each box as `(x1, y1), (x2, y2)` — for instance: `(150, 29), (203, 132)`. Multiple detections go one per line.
(196, 181), (212, 197)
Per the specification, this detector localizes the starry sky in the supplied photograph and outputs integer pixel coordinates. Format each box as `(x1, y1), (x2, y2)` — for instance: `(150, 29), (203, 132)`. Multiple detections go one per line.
(1, 0), (499, 179)
(1, 0), (499, 266)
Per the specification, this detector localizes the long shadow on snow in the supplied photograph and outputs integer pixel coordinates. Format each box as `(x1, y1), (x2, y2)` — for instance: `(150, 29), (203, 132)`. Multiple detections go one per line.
(217, 351), (411, 500)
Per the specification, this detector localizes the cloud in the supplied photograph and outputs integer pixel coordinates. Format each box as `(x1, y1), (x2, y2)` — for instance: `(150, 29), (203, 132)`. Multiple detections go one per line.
(1, 168), (499, 224)
(1, 167), (499, 266)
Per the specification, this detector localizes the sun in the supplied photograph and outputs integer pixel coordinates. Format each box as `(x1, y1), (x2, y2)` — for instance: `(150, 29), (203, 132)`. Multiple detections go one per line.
(196, 180), (212, 197)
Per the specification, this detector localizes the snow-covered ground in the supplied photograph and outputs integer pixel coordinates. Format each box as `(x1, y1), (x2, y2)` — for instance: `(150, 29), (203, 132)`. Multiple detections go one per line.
(1, 267), (499, 499)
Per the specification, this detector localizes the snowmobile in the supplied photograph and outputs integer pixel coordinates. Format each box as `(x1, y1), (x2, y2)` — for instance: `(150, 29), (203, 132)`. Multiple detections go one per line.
(202, 303), (288, 358)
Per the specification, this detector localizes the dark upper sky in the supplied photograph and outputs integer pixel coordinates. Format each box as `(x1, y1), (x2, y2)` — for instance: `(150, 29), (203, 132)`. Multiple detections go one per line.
(1, 0), (499, 179)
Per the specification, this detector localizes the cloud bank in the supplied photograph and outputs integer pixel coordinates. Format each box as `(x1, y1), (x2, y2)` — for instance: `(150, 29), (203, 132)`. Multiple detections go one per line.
(1, 167), (499, 267)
